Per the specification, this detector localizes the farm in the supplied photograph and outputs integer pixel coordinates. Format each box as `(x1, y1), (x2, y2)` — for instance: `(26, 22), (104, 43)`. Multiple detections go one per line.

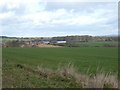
(2, 47), (119, 88)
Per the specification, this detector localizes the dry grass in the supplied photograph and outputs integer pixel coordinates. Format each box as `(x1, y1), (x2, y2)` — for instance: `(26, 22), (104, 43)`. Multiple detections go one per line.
(36, 63), (118, 88)
(88, 73), (118, 88)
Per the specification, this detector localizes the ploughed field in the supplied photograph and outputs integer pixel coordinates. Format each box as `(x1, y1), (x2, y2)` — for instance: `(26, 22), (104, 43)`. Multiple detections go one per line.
(2, 47), (118, 88)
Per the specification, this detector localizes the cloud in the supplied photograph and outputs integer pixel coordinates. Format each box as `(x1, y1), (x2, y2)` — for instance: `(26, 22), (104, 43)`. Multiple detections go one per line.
(44, 0), (118, 2)
(20, 6), (117, 26)
(0, 0), (46, 14)
(0, 11), (14, 20)
(0, 0), (118, 37)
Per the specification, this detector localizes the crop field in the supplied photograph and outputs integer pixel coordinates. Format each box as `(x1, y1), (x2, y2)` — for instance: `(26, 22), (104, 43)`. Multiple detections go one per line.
(57, 41), (118, 47)
(2, 47), (119, 88)
(2, 47), (118, 72)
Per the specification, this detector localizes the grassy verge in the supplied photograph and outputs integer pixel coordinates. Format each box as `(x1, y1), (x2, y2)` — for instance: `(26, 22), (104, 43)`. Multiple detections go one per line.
(2, 47), (118, 88)
(3, 60), (118, 88)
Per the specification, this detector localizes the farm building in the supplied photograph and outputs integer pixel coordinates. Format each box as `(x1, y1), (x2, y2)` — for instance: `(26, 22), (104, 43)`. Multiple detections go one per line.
(56, 41), (66, 43)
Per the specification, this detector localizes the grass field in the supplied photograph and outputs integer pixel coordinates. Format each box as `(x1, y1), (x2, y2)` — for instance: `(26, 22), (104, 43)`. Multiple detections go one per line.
(2, 47), (119, 88)
(57, 41), (118, 47)
(3, 47), (118, 72)
(2, 38), (17, 42)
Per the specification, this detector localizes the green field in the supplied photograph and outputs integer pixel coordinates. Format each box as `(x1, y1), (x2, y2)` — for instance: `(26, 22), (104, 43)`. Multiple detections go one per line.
(2, 47), (118, 88)
(3, 47), (118, 73)
(57, 41), (118, 47)
(2, 38), (17, 42)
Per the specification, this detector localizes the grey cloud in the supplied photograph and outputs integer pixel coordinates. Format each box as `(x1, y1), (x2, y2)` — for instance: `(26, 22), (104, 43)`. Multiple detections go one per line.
(1, 16), (28, 26)
(45, 2), (116, 12)
(1, 1), (118, 37)
(0, 4), (27, 15)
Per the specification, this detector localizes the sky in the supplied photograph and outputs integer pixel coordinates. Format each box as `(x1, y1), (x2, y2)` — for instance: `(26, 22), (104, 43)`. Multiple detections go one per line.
(0, 0), (118, 37)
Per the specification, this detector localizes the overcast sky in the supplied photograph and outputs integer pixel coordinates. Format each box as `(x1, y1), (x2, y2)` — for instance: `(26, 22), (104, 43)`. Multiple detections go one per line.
(0, 0), (118, 37)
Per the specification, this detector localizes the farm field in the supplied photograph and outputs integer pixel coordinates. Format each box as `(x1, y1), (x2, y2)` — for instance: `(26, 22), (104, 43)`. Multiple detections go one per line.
(2, 38), (17, 42)
(57, 41), (118, 47)
(2, 47), (118, 72)
(2, 47), (119, 88)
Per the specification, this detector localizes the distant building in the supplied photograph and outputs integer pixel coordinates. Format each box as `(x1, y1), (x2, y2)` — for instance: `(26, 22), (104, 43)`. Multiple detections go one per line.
(57, 41), (66, 43)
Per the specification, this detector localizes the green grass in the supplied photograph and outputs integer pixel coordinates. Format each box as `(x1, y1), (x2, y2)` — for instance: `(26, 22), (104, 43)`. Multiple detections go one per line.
(57, 41), (118, 47)
(2, 47), (118, 73)
(3, 63), (81, 88)
(2, 47), (119, 88)
(77, 41), (118, 47)
(3, 61), (118, 88)
(2, 38), (17, 43)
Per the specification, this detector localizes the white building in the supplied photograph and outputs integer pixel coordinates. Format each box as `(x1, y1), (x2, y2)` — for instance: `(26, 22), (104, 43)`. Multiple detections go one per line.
(57, 41), (66, 44)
